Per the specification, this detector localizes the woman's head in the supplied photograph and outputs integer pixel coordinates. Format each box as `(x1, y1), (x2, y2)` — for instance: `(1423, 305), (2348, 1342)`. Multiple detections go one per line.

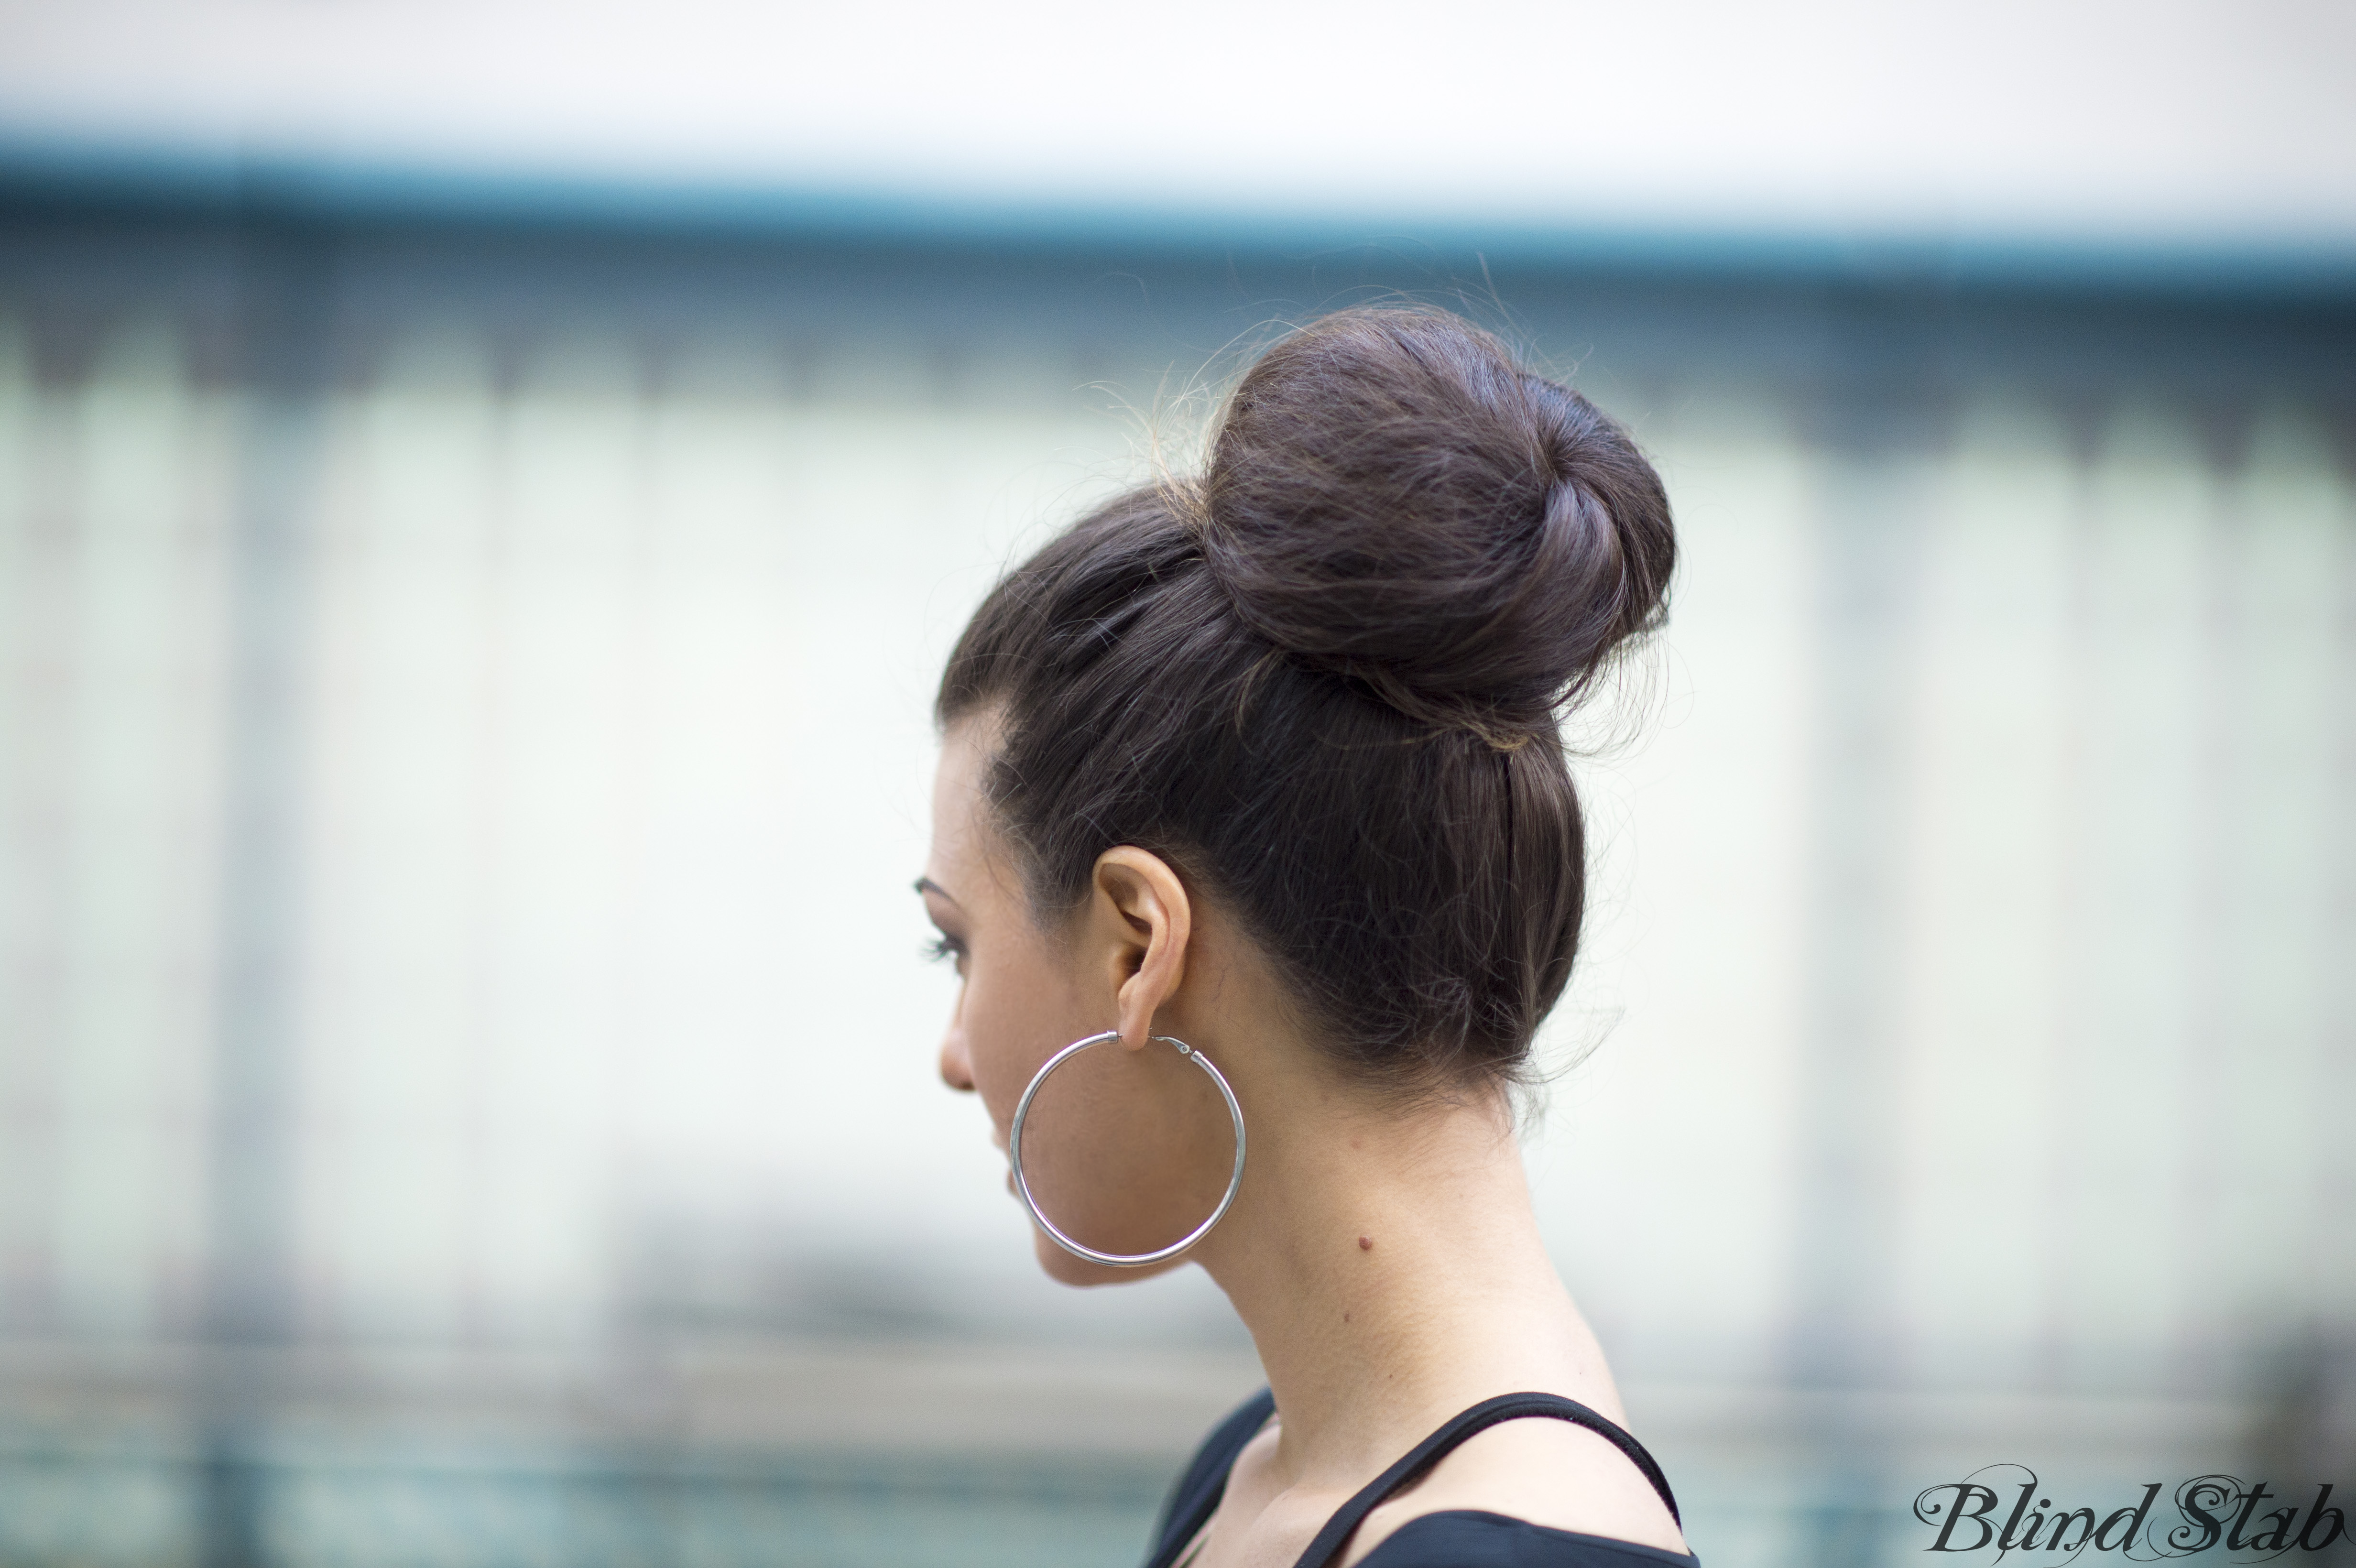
(922, 306), (1673, 1277)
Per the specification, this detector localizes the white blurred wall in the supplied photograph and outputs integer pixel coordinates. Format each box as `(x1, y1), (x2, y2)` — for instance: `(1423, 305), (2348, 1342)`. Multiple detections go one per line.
(3, 0), (2354, 247)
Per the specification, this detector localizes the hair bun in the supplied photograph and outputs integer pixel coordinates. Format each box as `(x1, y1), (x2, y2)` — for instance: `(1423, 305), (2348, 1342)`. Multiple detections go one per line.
(1197, 308), (1674, 740)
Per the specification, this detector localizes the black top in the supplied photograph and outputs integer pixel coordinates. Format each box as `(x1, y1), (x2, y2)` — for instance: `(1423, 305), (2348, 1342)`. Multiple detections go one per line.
(1143, 1389), (1699, 1568)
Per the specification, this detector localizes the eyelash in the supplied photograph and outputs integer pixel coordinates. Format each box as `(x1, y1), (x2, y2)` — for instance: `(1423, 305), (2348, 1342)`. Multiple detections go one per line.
(922, 935), (967, 967)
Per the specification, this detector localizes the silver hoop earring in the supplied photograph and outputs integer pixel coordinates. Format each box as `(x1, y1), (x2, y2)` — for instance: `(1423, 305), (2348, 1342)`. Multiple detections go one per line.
(1007, 1030), (1247, 1268)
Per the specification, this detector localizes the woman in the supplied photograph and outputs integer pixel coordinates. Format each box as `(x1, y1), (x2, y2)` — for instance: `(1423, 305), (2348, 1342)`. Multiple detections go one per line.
(916, 307), (1691, 1568)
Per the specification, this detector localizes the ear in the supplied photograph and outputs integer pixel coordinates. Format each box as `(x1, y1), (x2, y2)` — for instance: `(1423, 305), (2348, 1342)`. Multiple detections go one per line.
(1089, 847), (1192, 1051)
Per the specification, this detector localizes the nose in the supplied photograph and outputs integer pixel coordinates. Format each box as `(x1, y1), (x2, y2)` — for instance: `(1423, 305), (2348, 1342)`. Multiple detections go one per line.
(938, 1028), (976, 1093)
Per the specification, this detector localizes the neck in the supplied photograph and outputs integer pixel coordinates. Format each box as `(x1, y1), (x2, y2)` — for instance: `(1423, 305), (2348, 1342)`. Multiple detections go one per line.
(1194, 1077), (1619, 1487)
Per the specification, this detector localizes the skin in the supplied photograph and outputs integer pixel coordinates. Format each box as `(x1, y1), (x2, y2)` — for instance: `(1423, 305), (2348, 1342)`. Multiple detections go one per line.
(922, 716), (1687, 1568)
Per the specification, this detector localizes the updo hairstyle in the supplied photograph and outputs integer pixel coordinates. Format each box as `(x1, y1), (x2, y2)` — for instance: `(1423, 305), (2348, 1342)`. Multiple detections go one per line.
(938, 307), (1675, 1090)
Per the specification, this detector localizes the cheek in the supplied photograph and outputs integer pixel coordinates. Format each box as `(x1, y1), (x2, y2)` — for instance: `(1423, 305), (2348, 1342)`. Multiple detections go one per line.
(959, 938), (1091, 1129)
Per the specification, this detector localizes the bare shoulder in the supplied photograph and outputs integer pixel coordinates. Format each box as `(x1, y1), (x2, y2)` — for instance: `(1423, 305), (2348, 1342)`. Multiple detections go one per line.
(1340, 1416), (1688, 1567)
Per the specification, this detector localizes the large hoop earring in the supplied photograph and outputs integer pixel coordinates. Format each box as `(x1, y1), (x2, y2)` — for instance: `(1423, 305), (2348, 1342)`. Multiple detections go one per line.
(1008, 1030), (1247, 1268)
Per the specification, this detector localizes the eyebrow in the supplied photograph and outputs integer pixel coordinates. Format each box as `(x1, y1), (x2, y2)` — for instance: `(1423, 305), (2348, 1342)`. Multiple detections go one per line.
(914, 876), (961, 908)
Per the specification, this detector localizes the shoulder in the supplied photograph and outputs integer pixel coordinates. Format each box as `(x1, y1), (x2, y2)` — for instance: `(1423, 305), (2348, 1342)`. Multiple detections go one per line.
(1149, 1388), (1277, 1560)
(1344, 1413), (1688, 1566)
(1356, 1511), (1699, 1568)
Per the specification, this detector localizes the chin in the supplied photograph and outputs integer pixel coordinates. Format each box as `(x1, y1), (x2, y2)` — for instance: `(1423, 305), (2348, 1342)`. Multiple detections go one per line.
(1032, 1229), (1185, 1287)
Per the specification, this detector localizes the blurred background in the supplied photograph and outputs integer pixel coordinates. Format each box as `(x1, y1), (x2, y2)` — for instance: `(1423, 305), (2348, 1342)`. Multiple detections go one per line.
(0, 2), (2352, 1565)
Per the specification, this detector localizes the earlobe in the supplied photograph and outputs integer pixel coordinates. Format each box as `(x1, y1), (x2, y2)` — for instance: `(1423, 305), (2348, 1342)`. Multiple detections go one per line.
(1092, 848), (1192, 1052)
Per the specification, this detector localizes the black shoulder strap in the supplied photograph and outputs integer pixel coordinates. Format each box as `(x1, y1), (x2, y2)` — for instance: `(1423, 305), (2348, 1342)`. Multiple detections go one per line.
(1288, 1392), (1683, 1568)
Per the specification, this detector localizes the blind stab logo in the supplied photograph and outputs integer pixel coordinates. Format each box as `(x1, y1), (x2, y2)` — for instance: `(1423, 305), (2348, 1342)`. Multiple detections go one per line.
(1913, 1469), (2348, 1559)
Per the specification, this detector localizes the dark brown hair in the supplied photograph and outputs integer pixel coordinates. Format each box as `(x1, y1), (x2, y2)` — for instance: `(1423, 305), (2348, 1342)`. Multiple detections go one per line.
(938, 307), (1674, 1089)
